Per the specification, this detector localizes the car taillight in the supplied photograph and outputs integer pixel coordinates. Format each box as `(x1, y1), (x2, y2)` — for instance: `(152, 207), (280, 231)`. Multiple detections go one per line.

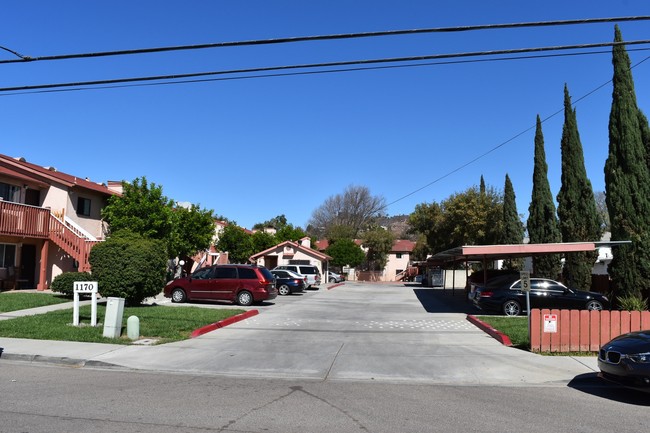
(479, 291), (493, 297)
(293, 279), (301, 284)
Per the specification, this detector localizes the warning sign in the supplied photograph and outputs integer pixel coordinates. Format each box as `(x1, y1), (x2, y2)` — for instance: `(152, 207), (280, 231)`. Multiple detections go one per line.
(543, 314), (558, 333)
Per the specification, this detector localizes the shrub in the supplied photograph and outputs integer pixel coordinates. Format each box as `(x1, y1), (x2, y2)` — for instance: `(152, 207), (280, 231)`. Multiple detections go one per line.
(616, 295), (649, 311)
(50, 272), (94, 296)
(89, 230), (168, 305)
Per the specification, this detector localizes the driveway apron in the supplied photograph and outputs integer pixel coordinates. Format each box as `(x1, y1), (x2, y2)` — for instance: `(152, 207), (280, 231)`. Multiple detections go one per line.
(89, 283), (597, 385)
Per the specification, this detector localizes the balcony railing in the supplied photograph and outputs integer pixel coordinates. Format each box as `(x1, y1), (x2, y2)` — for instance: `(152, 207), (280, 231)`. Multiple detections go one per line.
(0, 201), (50, 238)
(0, 201), (98, 271)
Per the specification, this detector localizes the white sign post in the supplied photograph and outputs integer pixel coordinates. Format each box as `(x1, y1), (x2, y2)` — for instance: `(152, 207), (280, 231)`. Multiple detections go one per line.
(73, 281), (98, 327)
(520, 271), (531, 339)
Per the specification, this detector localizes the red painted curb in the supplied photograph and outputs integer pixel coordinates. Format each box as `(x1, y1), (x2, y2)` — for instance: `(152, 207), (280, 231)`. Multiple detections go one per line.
(327, 282), (345, 290)
(190, 309), (259, 338)
(466, 315), (513, 346)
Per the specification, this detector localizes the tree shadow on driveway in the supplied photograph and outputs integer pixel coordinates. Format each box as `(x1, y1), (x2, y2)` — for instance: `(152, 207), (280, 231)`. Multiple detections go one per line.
(411, 286), (477, 314)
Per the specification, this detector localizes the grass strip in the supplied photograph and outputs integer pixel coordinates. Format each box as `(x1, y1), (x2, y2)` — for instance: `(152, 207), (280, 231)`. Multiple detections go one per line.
(0, 304), (245, 344)
(0, 292), (71, 313)
(475, 315), (529, 349)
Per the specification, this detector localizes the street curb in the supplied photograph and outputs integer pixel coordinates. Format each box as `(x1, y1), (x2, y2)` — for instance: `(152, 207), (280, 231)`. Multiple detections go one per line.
(327, 282), (345, 290)
(466, 315), (513, 346)
(190, 309), (259, 338)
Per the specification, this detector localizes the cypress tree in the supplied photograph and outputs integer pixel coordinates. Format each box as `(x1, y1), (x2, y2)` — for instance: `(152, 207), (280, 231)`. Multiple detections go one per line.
(501, 174), (524, 270)
(502, 174), (523, 244)
(556, 85), (601, 291)
(527, 115), (562, 278)
(604, 25), (650, 299)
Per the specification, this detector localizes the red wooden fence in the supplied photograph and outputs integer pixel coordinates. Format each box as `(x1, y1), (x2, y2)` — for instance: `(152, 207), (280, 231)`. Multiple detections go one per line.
(530, 308), (650, 353)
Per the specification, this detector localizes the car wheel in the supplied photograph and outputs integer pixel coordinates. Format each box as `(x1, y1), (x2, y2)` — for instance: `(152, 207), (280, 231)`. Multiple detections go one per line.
(329, 278), (336, 283)
(171, 288), (186, 303)
(503, 300), (521, 316)
(237, 290), (253, 306)
(586, 300), (604, 311)
(278, 284), (291, 296)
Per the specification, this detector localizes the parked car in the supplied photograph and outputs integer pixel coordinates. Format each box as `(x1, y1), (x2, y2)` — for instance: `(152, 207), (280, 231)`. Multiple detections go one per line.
(598, 330), (650, 392)
(273, 265), (321, 288)
(467, 269), (519, 301)
(472, 276), (609, 316)
(270, 269), (306, 295)
(327, 271), (343, 283)
(164, 264), (277, 306)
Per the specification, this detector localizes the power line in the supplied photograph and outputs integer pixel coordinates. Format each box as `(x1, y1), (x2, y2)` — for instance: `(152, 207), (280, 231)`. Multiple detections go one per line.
(383, 55), (650, 211)
(1, 15), (648, 64)
(1, 39), (649, 94)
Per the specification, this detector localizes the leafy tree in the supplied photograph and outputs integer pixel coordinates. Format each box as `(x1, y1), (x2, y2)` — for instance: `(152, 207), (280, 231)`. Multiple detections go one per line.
(325, 239), (365, 268)
(253, 215), (288, 231)
(410, 234), (430, 261)
(308, 185), (386, 239)
(170, 204), (216, 260)
(557, 85), (602, 291)
(527, 115), (562, 279)
(251, 230), (277, 253)
(101, 177), (214, 260)
(604, 26), (650, 299)
(362, 227), (394, 271)
(408, 201), (443, 254)
(88, 230), (167, 305)
(500, 174), (524, 270)
(439, 184), (502, 248)
(325, 224), (358, 244)
(102, 177), (174, 242)
(275, 224), (307, 243)
(216, 225), (254, 264)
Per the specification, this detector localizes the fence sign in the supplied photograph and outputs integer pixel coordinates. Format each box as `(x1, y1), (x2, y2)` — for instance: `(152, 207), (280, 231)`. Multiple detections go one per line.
(73, 281), (98, 327)
(543, 313), (558, 333)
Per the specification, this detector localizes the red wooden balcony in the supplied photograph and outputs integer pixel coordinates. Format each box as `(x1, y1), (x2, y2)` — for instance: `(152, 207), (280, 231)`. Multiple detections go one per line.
(0, 200), (97, 271)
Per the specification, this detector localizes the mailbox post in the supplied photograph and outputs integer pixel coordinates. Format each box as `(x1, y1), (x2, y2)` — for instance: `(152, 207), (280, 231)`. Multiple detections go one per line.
(73, 281), (98, 326)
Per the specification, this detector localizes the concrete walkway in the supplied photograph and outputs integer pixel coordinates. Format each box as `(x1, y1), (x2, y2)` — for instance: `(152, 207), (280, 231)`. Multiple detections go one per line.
(0, 283), (599, 385)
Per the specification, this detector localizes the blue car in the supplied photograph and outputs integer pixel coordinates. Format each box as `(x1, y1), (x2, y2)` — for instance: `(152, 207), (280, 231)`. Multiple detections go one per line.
(270, 269), (306, 296)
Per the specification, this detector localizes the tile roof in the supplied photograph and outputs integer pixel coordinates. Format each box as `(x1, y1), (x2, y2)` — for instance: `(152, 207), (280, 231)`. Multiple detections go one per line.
(0, 153), (117, 196)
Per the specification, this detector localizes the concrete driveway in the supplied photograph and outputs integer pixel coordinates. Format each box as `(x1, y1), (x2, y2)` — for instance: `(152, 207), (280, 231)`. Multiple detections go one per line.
(73, 282), (598, 385)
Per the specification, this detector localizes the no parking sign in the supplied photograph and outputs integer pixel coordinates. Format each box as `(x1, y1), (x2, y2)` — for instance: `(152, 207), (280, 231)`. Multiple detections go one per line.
(543, 313), (558, 333)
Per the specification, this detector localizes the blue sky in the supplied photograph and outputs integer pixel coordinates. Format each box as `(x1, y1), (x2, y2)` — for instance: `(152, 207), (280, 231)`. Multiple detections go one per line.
(2, 1), (649, 230)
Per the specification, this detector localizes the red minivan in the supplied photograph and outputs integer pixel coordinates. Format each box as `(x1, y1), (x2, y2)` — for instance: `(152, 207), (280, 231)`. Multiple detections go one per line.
(164, 264), (277, 306)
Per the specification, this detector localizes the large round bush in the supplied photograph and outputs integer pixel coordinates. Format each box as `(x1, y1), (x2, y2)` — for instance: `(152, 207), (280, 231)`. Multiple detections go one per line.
(89, 231), (167, 305)
(50, 271), (94, 296)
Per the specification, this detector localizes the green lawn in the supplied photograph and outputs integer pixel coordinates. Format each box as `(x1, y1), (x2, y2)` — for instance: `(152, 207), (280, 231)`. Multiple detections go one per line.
(475, 315), (530, 349)
(0, 292), (71, 313)
(0, 297), (245, 344)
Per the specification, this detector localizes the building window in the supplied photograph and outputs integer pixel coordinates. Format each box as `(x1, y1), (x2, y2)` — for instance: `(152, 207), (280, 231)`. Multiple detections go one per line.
(77, 197), (91, 216)
(396, 253), (402, 259)
(0, 182), (21, 203)
(0, 244), (16, 267)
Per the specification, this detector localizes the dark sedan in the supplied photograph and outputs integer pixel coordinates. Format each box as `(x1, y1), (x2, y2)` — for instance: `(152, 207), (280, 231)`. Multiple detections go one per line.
(473, 276), (609, 316)
(270, 269), (306, 296)
(599, 331), (650, 392)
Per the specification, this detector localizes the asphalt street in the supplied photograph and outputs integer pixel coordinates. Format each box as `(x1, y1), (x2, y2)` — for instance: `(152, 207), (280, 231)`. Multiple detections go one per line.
(0, 282), (599, 385)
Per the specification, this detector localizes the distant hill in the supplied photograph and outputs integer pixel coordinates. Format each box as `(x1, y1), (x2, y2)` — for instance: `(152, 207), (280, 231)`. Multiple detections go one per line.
(377, 214), (415, 240)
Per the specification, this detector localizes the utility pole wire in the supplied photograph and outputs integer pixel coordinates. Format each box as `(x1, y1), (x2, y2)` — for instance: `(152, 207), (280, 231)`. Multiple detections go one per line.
(0, 16), (648, 64)
(1, 39), (649, 93)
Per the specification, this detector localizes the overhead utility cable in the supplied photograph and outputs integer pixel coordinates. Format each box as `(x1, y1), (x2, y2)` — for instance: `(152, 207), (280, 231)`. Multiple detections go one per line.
(0, 16), (648, 64)
(382, 54), (650, 209)
(1, 39), (648, 93)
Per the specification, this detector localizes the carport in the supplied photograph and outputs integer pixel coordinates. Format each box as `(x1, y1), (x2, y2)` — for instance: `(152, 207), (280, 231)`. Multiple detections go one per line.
(423, 241), (631, 296)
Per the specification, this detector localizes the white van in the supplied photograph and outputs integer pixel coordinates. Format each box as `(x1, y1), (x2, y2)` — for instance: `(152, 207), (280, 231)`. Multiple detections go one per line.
(273, 264), (321, 288)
